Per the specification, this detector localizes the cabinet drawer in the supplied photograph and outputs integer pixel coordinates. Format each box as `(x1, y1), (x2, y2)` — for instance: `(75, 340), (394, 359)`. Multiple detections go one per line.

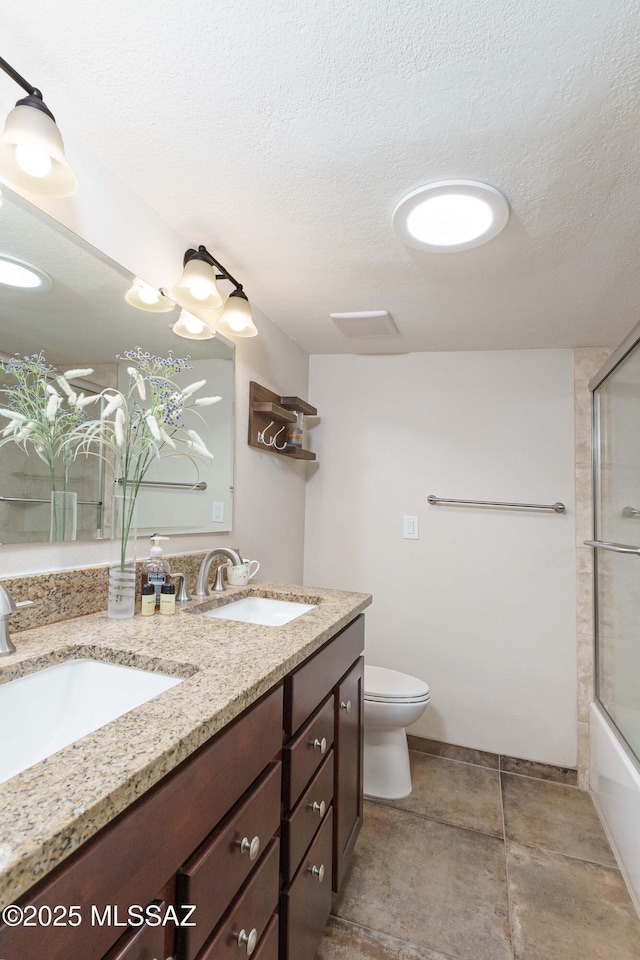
(252, 913), (278, 960)
(197, 839), (280, 960)
(177, 762), (281, 960)
(283, 696), (334, 809)
(281, 808), (333, 960)
(285, 615), (364, 735)
(102, 916), (166, 960)
(0, 684), (283, 960)
(282, 752), (333, 882)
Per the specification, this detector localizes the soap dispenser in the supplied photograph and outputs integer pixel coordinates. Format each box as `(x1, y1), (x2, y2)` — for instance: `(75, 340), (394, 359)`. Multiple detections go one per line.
(142, 535), (171, 608)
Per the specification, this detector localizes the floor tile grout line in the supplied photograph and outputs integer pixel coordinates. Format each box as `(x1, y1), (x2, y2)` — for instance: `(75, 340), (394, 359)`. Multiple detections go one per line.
(365, 796), (505, 842)
(408, 748), (500, 773)
(327, 914), (463, 960)
(499, 768), (581, 789)
(499, 768), (518, 960)
(506, 836), (623, 871)
(409, 749), (579, 789)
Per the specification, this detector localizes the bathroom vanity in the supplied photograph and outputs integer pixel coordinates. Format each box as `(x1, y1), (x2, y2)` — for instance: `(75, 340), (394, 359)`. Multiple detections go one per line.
(0, 582), (370, 960)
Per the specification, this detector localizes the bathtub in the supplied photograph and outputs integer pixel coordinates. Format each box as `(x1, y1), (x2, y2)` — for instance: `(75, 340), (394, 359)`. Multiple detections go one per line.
(590, 702), (640, 914)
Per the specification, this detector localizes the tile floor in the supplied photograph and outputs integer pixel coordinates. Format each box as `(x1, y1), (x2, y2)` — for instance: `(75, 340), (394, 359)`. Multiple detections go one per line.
(317, 750), (640, 960)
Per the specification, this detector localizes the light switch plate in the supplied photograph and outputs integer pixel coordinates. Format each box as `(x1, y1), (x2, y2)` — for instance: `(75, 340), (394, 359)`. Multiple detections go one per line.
(212, 501), (225, 523)
(403, 515), (419, 539)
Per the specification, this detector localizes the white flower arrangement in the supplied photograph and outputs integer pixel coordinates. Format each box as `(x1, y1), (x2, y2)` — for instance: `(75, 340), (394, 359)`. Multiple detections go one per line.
(72, 347), (221, 569)
(0, 348), (221, 559)
(0, 353), (97, 492)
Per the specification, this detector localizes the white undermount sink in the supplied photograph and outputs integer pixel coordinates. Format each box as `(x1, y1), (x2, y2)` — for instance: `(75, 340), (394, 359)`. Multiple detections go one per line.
(0, 659), (182, 785)
(201, 596), (316, 626)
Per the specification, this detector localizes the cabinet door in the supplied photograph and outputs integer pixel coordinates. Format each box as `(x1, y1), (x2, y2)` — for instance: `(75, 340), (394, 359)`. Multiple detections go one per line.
(281, 808), (333, 960)
(101, 919), (166, 960)
(333, 657), (364, 891)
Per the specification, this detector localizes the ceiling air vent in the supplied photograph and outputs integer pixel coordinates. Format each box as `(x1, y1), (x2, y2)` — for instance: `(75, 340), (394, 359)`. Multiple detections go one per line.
(330, 311), (398, 338)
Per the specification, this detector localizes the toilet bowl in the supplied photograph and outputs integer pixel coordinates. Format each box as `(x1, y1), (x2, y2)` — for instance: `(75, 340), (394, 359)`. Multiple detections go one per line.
(364, 664), (430, 800)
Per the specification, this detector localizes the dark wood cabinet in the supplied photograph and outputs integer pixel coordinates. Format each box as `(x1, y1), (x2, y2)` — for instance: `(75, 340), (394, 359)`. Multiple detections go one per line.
(280, 810), (334, 960)
(280, 616), (365, 960)
(0, 615), (365, 960)
(101, 917), (166, 960)
(333, 656), (364, 890)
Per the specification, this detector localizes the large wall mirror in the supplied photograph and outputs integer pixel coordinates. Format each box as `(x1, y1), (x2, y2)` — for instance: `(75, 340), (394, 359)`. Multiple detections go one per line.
(0, 187), (234, 546)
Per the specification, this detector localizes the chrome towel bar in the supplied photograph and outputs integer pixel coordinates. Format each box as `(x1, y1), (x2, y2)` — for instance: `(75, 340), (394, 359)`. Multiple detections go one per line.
(0, 496), (102, 505)
(584, 539), (640, 556)
(427, 495), (566, 514)
(116, 479), (207, 491)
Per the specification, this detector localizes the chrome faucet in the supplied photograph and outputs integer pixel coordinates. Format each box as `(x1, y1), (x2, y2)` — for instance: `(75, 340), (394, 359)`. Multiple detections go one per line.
(0, 584), (34, 656)
(194, 548), (243, 596)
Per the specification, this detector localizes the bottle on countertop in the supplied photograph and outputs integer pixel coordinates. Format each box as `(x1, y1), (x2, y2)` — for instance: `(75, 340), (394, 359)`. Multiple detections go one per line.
(140, 583), (156, 617)
(160, 582), (176, 616)
(141, 535), (171, 608)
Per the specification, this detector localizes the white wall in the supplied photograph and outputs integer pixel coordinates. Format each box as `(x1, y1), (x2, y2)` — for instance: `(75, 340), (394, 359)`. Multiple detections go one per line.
(304, 350), (577, 766)
(0, 130), (310, 583)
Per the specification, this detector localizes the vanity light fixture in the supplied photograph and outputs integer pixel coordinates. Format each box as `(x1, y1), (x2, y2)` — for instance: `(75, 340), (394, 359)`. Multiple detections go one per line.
(0, 253), (52, 290)
(216, 289), (258, 338)
(392, 179), (509, 252)
(125, 278), (175, 313)
(0, 54), (77, 197)
(171, 309), (215, 341)
(172, 245), (258, 338)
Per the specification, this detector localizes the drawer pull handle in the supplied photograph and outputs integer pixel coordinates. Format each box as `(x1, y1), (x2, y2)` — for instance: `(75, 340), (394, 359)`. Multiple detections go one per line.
(310, 863), (325, 882)
(240, 835), (261, 861)
(313, 737), (327, 754)
(340, 699), (352, 714)
(311, 800), (326, 817)
(237, 927), (258, 956)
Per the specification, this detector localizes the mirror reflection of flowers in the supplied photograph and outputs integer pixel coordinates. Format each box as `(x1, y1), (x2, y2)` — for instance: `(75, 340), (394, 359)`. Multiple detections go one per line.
(75, 347), (221, 570)
(0, 353), (97, 538)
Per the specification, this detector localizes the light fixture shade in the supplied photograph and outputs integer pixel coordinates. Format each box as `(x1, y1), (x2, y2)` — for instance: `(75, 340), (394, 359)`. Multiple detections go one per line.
(172, 309), (215, 341)
(216, 290), (258, 338)
(392, 179), (509, 252)
(0, 102), (77, 197)
(125, 278), (175, 313)
(171, 257), (223, 311)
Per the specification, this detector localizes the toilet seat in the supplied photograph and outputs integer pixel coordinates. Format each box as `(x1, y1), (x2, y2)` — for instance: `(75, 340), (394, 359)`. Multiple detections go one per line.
(364, 665), (430, 703)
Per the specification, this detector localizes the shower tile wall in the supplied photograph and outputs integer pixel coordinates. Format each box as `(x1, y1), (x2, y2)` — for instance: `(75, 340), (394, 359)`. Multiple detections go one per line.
(573, 347), (614, 787)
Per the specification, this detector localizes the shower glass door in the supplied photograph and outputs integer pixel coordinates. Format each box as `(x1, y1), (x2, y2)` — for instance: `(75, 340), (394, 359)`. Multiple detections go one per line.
(593, 342), (640, 762)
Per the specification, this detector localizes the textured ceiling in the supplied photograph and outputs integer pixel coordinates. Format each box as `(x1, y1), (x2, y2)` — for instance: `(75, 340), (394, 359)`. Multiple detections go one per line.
(1, 0), (639, 354)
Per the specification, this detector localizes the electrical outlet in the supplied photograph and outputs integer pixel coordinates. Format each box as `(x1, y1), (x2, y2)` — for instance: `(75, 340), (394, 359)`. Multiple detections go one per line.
(212, 501), (224, 523)
(403, 515), (419, 539)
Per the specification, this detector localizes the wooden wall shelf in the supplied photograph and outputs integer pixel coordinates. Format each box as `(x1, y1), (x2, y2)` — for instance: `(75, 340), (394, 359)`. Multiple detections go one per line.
(249, 381), (318, 461)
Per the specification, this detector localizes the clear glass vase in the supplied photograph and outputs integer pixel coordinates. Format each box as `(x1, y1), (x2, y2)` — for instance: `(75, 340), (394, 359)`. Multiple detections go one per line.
(49, 490), (78, 542)
(108, 490), (138, 620)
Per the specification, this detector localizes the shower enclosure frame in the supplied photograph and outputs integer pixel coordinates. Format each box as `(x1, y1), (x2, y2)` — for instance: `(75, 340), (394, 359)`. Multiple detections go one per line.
(588, 317), (640, 914)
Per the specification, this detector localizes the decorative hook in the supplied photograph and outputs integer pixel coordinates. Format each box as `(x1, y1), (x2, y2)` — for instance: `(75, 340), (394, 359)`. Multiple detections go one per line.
(272, 425), (288, 450)
(257, 420), (274, 446)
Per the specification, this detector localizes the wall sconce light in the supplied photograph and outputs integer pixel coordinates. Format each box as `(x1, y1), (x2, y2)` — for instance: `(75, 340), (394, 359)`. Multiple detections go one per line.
(0, 54), (77, 197)
(125, 278), (175, 313)
(217, 288), (258, 338)
(172, 309), (215, 341)
(172, 245), (258, 338)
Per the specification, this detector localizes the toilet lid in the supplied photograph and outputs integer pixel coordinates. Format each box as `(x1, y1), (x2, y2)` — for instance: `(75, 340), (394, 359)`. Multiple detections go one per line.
(364, 664), (430, 701)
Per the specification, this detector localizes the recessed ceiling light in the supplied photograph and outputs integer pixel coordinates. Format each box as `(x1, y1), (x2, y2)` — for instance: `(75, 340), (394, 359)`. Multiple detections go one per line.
(0, 253), (52, 290)
(392, 180), (509, 252)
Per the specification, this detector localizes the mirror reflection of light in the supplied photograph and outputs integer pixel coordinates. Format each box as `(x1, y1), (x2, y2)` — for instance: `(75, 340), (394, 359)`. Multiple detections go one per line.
(137, 283), (161, 305)
(14, 143), (53, 179)
(0, 255), (50, 289)
(183, 311), (207, 334)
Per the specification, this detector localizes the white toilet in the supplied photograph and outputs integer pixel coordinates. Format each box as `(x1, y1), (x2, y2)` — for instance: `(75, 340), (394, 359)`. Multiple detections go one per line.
(363, 664), (431, 800)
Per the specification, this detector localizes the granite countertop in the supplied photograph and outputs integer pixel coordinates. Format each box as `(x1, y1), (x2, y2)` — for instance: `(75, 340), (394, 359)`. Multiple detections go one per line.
(0, 581), (371, 908)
